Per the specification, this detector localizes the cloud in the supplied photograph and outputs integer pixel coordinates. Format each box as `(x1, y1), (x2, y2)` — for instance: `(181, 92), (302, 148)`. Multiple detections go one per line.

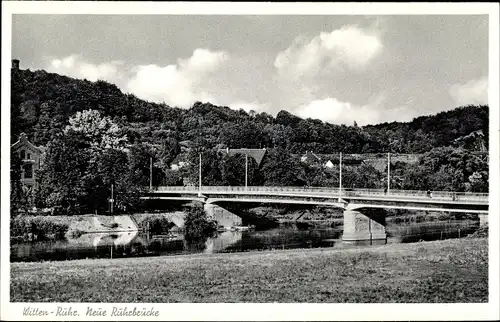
(274, 25), (383, 78)
(48, 55), (124, 83)
(126, 49), (229, 107)
(294, 96), (383, 126)
(449, 77), (488, 106)
(45, 50), (229, 109)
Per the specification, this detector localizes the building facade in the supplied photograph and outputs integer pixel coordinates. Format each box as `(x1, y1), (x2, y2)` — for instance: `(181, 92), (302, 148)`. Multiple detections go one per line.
(11, 133), (44, 188)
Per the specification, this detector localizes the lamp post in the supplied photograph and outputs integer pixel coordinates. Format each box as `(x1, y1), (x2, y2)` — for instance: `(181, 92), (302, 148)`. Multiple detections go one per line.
(149, 157), (153, 190)
(245, 153), (248, 190)
(338, 152), (342, 201)
(110, 183), (114, 215)
(198, 152), (202, 196)
(387, 152), (390, 193)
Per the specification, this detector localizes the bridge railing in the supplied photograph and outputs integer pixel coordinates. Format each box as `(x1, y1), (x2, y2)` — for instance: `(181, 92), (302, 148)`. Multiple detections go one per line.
(155, 186), (342, 193)
(153, 186), (488, 202)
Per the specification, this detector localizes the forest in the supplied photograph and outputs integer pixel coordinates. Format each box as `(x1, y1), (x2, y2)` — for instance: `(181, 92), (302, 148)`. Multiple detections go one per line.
(10, 67), (490, 216)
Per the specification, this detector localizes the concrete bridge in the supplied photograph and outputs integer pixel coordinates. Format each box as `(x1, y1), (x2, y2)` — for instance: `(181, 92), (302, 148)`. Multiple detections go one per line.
(141, 186), (489, 244)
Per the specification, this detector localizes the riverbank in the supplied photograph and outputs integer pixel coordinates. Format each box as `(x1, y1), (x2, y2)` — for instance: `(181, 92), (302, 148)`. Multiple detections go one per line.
(10, 237), (487, 302)
(10, 214), (138, 243)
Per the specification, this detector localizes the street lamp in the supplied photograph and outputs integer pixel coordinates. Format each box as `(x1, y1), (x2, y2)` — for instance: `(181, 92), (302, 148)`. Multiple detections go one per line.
(387, 152), (390, 193)
(110, 183), (114, 215)
(198, 152), (202, 196)
(245, 153), (248, 190)
(387, 140), (398, 194)
(338, 152), (342, 201)
(149, 157), (153, 190)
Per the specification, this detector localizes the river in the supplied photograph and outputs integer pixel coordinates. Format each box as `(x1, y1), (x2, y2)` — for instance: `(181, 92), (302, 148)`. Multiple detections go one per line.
(10, 219), (481, 262)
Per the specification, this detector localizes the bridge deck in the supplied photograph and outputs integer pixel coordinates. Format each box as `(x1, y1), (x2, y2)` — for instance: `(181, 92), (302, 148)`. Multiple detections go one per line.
(150, 186), (488, 205)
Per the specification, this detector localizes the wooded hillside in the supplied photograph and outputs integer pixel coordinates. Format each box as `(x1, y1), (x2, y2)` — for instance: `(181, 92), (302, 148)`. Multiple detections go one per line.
(11, 68), (488, 154)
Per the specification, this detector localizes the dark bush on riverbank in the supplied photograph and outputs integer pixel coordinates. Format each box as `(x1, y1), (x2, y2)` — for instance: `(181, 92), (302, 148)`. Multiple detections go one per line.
(148, 217), (176, 235)
(133, 214), (176, 234)
(11, 216), (69, 243)
(184, 205), (218, 242)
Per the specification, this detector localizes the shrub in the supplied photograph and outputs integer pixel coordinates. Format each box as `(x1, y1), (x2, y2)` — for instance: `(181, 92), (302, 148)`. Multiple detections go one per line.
(148, 217), (175, 235)
(69, 229), (86, 239)
(184, 206), (218, 241)
(10, 216), (69, 242)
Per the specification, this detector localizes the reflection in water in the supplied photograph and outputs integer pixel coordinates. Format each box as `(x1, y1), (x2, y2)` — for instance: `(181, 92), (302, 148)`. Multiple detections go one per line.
(386, 220), (479, 243)
(10, 220), (480, 262)
(204, 231), (243, 253)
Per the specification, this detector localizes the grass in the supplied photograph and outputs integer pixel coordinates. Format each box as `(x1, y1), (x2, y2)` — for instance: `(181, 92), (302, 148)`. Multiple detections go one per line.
(10, 237), (487, 303)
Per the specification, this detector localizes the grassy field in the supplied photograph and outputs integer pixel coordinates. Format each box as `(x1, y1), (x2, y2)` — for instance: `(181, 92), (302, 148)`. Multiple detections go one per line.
(10, 237), (488, 303)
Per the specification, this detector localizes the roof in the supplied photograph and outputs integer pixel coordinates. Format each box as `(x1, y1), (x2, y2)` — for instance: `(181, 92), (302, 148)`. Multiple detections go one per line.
(301, 151), (322, 163)
(11, 133), (43, 153)
(179, 140), (193, 147)
(219, 148), (267, 166)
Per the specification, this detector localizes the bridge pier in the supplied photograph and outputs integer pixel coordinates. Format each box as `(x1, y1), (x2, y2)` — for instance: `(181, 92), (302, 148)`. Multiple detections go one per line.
(204, 203), (242, 229)
(478, 214), (488, 227)
(342, 207), (387, 245)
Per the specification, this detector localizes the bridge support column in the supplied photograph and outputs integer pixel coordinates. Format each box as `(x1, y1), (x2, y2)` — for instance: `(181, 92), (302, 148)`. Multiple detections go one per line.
(204, 204), (242, 229)
(342, 207), (387, 245)
(478, 214), (488, 227)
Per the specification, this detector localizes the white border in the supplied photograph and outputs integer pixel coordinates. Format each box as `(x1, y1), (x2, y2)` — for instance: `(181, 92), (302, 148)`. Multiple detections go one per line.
(1, 2), (499, 321)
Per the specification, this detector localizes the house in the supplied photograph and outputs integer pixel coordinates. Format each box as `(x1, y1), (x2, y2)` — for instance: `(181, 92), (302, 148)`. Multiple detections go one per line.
(300, 151), (322, 165)
(218, 148), (267, 166)
(170, 151), (191, 171)
(170, 161), (189, 171)
(453, 129), (487, 152)
(11, 133), (45, 188)
(179, 140), (194, 152)
(324, 160), (335, 168)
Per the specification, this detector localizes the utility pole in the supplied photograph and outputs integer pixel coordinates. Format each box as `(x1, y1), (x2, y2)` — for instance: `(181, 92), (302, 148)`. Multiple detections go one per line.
(245, 153), (248, 190)
(110, 183), (114, 215)
(339, 152), (342, 201)
(198, 152), (202, 196)
(387, 152), (391, 193)
(149, 157), (153, 190)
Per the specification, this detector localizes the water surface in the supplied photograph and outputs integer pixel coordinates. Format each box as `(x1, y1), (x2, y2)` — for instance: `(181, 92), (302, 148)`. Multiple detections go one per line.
(10, 219), (480, 262)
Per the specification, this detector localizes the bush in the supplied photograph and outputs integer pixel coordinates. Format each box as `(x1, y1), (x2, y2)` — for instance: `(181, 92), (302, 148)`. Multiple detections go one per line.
(134, 214), (175, 235)
(184, 206), (218, 241)
(148, 217), (175, 235)
(11, 216), (69, 242)
(69, 229), (86, 239)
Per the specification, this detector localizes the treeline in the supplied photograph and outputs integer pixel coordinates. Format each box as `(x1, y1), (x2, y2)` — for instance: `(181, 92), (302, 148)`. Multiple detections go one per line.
(11, 109), (488, 217)
(11, 68), (488, 153)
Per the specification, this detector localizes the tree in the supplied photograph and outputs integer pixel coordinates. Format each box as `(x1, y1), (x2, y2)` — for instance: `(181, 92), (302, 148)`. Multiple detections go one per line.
(155, 137), (181, 174)
(261, 147), (306, 186)
(37, 109), (149, 215)
(220, 121), (265, 148)
(183, 148), (224, 186)
(220, 153), (260, 186)
(342, 164), (383, 189)
(38, 131), (91, 215)
(128, 142), (164, 187)
(65, 109), (127, 150)
(302, 163), (339, 187)
(10, 149), (28, 216)
(465, 171), (488, 192)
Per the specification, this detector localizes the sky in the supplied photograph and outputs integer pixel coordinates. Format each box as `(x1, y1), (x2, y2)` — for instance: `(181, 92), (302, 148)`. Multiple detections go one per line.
(11, 14), (489, 126)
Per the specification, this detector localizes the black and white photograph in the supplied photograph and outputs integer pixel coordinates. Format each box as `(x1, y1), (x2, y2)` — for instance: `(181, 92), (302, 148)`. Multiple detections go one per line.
(1, 2), (499, 321)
